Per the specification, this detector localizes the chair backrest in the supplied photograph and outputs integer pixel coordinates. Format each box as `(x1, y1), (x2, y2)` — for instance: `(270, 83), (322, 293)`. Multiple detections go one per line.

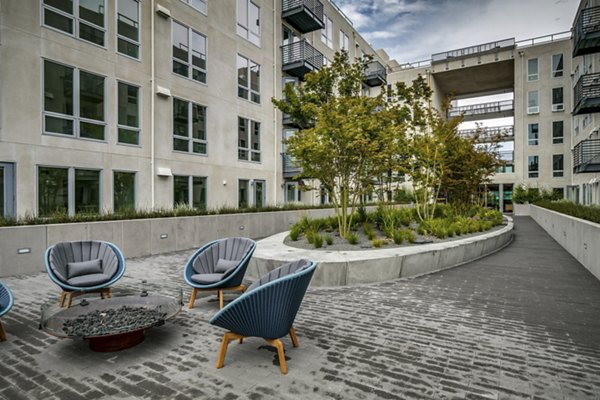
(45, 241), (125, 291)
(184, 237), (256, 288)
(0, 282), (14, 317)
(210, 259), (316, 339)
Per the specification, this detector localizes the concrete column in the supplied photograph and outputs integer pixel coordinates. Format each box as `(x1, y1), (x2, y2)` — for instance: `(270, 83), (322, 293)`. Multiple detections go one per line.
(499, 183), (504, 212)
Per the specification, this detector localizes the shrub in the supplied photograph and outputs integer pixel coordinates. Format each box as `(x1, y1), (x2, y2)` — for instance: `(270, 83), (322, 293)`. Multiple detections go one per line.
(313, 234), (324, 248)
(536, 200), (600, 224)
(325, 235), (334, 245)
(513, 184), (560, 204)
(346, 232), (359, 245)
(372, 239), (386, 248)
(289, 226), (301, 241)
(392, 228), (416, 244)
(363, 223), (376, 240)
(394, 188), (414, 204)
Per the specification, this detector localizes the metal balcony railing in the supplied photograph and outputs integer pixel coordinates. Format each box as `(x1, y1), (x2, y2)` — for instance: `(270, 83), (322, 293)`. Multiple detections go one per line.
(432, 38), (515, 63)
(447, 100), (514, 119)
(363, 60), (387, 87)
(573, 6), (600, 57)
(282, 40), (324, 79)
(573, 139), (600, 173)
(573, 73), (600, 115)
(499, 150), (514, 163)
(458, 125), (514, 142)
(282, 0), (324, 33)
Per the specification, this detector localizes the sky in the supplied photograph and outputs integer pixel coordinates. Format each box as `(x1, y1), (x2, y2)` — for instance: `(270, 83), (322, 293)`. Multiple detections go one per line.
(335, 0), (580, 64)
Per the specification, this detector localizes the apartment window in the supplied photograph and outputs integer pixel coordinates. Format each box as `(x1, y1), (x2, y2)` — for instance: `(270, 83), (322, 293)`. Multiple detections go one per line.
(239, 179), (249, 208)
(181, 0), (207, 14)
(237, 55), (260, 103)
(0, 163), (15, 218)
(113, 171), (135, 212)
(237, 0), (260, 46)
(43, 60), (105, 140)
(173, 175), (206, 209)
(551, 54), (563, 78)
(238, 117), (260, 162)
(527, 58), (538, 81)
(117, 82), (140, 145)
(321, 15), (333, 48)
(552, 87), (564, 111)
(527, 91), (539, 114)
(339, 31), (349, 51)
(528, 123), (539, 146)
(173, 98), (207, 155)
(553, 154), (564, 177)
(172, 21), (207, 84)
(285, 182), (302, 202)
(528, 156), (539, 178)
(117, 0), (140, 59)
(552, 121), (564, 144)
(38, 166), (100, 217)
(254, 180), (265, 208)
(43, 0), (105, 46)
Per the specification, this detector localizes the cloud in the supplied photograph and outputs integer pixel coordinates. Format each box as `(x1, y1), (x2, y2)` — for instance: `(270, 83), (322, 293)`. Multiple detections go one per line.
(335, 0), (579, 63)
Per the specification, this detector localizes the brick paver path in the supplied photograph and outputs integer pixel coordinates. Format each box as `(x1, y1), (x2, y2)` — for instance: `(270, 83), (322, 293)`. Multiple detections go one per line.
(1, 216), (600, 399)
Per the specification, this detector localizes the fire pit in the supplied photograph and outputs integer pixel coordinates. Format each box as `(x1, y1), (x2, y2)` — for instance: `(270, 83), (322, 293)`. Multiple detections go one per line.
(40, 288), (182, 352)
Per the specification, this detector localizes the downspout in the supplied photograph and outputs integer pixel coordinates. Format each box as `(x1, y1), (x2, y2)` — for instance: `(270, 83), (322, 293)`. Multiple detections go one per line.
(150, 0), (156, 208)
(273, 0), (278, 205)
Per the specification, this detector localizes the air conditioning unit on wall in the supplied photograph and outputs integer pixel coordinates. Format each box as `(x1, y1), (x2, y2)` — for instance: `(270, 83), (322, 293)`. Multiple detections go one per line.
(527, 106), (539, 115)
(552, 104), (564, 112)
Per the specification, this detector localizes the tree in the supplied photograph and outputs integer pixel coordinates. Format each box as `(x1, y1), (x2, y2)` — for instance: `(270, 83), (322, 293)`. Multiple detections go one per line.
(273, 52), (389, 238)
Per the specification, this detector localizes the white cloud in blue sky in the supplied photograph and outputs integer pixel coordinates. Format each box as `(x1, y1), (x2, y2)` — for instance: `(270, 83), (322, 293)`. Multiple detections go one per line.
(335, 0), (580, 63)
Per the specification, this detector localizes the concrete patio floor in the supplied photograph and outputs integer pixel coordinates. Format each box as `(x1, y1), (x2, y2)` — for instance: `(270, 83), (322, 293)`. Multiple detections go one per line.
(1, 216), (600, 399)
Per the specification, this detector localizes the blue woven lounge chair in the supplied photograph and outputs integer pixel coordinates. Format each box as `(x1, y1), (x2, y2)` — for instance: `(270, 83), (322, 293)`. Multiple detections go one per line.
(0, 282), (14, 341)
(45, 240), (126, 308)
(183, 237), (256, 309)
(210, 259), (317, 374)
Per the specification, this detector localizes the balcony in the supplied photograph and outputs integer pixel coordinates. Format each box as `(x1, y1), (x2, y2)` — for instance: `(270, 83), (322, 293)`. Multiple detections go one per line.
(573, 6), (600, 57)
(282, 0), (324, 33)
(447, 100), (514, 122)
(458, 125), (514, 142)
(363, 60), (387, 87)
(282, 40), (324, 80)
(573, 139), (600, 173)
(573, 73), (600, 115)
(432, 38), (515, 64)
(282, 153), (302, 178)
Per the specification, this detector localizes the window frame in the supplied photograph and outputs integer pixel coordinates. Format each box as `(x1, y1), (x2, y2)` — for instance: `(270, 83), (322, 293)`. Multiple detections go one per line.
(238, 179), (249, 208)
(42, 59), (107, 142)
(37, 165), (102, 217)
(180, 0), (207, 15)
(551, 53), (563, 78)
(552, 120), (564, 144)
(237, 54), (261, 104)
(528, 155), (539, 178)
(237, 0), (261, 46)
(321, 15), (333, 49)
(116, 0), (141, 60)
(339, 30), (349, 51)
(253, 179), (265, 208)
(173, 175), (207, 209)
(172, 97), (208, 156)
(42, 0), (107, 48)
(552, 154), (564, 177)
(528, 123), (539, 146)
(527, 58), (538, 81)
(527, 90), (539, 115)
(552, 87), (564, 112)
(172, 20), (208, 84)
(238, 116), (261, 163)
(113, 170), (136, 212)
(116, 80), (141, 146)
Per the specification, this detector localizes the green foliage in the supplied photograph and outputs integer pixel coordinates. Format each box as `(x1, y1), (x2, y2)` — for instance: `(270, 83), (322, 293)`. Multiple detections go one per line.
(289, 225), (301, 241)
(394, 188), (414, 204)
(536, 200), (600, 224)
(372, 239), (387, 248)
(392, 228), (416, 244)
(418, 206), (502, 239)
(313, 234), (324, 248)
(346, 232), (359, 245)
(371, 205), (414, 237)
(363, 223), (376, 240)
(513, 184), (560, 204)
(325, 235), (334, 245)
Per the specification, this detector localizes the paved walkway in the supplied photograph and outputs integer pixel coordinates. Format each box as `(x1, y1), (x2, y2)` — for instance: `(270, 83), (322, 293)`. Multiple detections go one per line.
(1, 217), (600, 399)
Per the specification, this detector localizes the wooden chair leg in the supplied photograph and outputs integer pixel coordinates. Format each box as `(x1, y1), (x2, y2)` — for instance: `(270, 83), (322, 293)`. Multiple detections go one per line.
(218, 290), (224, 309)
(0, 321), (6, 342)
(266, 339), (287, 375)
(66, 293), (73, 308)
(289, 325), (299, 348)
(188, 288), (198, 309)
(216, 332), (243, 369)
(59, 292), (66, 307)
(105, 288), (112, 299)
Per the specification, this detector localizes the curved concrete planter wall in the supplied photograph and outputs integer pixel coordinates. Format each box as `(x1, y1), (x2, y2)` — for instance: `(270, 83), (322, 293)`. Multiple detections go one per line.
(248, 218), (514, 287)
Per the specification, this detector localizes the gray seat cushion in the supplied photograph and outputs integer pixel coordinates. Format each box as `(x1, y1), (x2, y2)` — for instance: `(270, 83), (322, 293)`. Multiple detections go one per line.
(67, 259), (103, 279)
(214, 259), (239, 273)
(247, 259), (311, 292)
(67, 273), (113, 287)
(191, 273), (224, 285)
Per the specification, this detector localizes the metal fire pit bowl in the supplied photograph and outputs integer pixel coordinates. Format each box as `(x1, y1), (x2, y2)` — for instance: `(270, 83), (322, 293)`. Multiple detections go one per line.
(40, 288), (183, 352)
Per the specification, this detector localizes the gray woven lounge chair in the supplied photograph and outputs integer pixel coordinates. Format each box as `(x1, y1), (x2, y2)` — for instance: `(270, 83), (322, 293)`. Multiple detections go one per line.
(210, 259), (317, 374)
(45, 240), (126, 308)
(0, 282), (14, 341)
(183, 237), (256, 309)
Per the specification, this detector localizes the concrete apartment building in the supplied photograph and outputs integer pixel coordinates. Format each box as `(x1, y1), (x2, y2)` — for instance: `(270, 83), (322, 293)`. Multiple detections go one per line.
(0, 0), (388, 218)
(3, 0), (599, 220)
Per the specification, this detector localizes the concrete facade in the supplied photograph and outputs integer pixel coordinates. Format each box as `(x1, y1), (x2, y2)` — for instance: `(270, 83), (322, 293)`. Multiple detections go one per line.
(0, 0), (389, 219)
